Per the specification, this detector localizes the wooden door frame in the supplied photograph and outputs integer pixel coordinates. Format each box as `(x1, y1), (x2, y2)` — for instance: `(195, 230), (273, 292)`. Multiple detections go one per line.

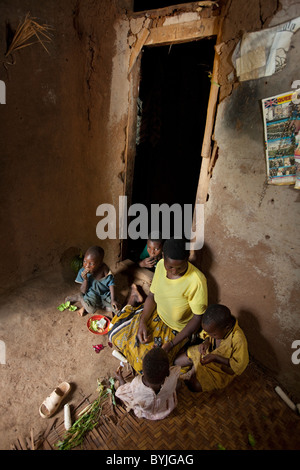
(122, 6), (222, 259)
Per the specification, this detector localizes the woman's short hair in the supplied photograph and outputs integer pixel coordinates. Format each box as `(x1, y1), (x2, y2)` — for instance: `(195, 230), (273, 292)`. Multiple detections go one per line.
(163, 238), (189, 261)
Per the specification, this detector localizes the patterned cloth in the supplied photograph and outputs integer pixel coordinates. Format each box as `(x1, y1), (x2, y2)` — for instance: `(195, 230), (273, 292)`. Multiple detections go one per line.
(108, 305), (188, 374)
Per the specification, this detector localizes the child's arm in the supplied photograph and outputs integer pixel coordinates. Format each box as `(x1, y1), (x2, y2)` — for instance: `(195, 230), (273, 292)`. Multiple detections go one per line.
(109, 285), (116, 308)
(199, 338), (210, 355)
(200, 353), (231, 368)
(115, 366), (126, 386)
(109, 285), (118, 311)
(139, 257), (156, 268)
(80, 268), (89, 294)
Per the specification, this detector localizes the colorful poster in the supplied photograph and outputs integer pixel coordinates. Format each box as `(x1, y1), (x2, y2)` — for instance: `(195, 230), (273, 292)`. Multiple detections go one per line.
(262, 90), (300, 186)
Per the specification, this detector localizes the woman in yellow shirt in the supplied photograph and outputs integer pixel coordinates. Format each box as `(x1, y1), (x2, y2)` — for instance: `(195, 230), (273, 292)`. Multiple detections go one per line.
(109, 238), (208, 374)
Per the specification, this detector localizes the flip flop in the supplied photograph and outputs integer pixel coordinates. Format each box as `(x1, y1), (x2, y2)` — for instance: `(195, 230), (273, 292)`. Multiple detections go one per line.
(39, 382), (71, 419)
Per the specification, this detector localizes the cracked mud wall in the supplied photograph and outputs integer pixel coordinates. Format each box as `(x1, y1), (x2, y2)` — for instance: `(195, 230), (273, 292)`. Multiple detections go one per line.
(0, 0), (129, 292)
(201, 0), (300, 398)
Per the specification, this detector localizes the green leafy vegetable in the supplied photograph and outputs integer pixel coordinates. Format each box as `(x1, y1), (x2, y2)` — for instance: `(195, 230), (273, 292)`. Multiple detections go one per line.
(217, 443), (226, 450)
(108, 377), (116, 406)
(90, 320), (99, 331)
(57, 301), (77, 312)
(71, 253), (83, 273)
(56, 379), (116, 450)
(68, 305), (77, 311)
(248, 433), (256, 447)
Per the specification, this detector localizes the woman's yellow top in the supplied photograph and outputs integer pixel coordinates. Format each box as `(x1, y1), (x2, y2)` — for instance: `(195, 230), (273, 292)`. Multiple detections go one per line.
(150, 259), (207, 332)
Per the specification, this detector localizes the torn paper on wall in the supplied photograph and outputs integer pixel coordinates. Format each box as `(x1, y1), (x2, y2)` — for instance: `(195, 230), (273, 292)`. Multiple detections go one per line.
(233, 17), (300, 81)
(262, 90), (300, 186)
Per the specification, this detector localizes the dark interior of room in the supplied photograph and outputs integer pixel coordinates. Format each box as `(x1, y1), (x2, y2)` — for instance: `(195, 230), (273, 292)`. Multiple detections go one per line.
(129, 38), (216, 255)
(133, 1), (195, 11)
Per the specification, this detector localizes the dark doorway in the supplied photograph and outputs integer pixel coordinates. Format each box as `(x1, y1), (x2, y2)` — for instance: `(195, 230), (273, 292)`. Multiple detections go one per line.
(133, 1), (195, 11)
(128, 38), (215, 256)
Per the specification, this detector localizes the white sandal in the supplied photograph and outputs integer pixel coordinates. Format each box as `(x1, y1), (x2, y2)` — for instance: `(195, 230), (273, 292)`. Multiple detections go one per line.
(39, 382), (71, 418)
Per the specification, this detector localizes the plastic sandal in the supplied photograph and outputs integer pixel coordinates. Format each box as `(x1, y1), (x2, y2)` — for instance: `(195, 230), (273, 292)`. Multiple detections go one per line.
(39, 382), (71, 418)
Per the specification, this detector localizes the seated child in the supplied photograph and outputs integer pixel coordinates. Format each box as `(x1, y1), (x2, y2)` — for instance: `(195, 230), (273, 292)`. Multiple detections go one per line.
(114, 347), (181, 420)
(175, 304), (249, 392)
(66, 245), (118, 316)
(138, 231), (163, 270)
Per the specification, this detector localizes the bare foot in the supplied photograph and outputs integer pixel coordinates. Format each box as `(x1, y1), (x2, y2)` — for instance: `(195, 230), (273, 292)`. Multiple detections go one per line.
(127, 283), (144, 306)
(78, 307), (85, 317)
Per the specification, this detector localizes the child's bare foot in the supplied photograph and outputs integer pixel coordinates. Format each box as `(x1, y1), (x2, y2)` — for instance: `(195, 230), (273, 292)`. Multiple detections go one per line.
(78, 307), (85, 317)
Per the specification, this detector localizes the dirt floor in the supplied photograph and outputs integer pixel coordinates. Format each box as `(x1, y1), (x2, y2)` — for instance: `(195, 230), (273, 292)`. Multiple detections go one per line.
(0, 259), (146, 450)
(1, 261), (300, 452)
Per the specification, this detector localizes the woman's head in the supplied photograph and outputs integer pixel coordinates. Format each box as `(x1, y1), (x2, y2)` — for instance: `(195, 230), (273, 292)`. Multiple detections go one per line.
(142, 347), (170, 385)
(163, 238), (189, 277)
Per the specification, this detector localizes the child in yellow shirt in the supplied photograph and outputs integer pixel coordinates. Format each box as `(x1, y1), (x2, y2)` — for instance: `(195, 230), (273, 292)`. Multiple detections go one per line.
(175, 304), (249, 392)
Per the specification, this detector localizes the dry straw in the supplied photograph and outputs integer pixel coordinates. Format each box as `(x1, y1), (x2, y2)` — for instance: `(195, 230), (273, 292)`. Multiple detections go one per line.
(5, 12), (53, 63)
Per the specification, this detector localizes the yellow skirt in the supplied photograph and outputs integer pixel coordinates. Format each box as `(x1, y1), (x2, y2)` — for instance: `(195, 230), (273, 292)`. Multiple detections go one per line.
(108, 304), (188, 374)
(187, 345), (235, 392)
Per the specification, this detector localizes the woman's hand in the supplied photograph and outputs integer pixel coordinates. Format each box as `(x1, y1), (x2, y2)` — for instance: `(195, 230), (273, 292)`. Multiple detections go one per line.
(136, 292), (156, 343)
(137, 319), (152, 343)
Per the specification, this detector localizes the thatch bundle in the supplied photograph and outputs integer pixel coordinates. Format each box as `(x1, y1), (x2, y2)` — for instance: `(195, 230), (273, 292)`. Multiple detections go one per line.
(5, 12), (53, 60)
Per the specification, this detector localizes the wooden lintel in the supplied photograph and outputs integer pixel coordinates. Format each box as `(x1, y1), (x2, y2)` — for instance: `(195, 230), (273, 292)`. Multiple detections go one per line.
(145, 16), (220, 47)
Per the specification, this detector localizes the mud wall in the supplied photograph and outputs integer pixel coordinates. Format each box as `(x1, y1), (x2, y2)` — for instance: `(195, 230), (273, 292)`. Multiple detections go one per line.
(0, 0), (129, 293)
(1, 0), (299, 399)
(201, 0), (300, 399)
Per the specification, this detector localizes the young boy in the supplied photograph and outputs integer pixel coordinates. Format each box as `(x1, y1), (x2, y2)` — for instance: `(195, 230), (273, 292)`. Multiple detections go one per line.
(66, 246), (118, 316)
(138, 232), (163, 270)
(114, 347), (181, 420)
(175, 304), (249, 392)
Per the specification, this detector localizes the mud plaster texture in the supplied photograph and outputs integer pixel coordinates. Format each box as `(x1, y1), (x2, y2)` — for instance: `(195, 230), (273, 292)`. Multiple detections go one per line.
(0, 261), (138, 450)
(1, 0), (300, 448)
(0, 0), (127, 293)
(195, 0), (300, 399)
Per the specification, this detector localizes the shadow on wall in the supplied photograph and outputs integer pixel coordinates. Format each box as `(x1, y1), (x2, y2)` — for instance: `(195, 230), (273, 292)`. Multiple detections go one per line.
(238, 309), (279, 373)
(190, 243), (219, 304)
(192, 244), (279, 372)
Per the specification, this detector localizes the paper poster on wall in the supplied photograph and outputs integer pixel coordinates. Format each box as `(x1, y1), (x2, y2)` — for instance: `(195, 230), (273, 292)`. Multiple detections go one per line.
(233, 17), (300, 82)
(262, 90), (300, 186)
